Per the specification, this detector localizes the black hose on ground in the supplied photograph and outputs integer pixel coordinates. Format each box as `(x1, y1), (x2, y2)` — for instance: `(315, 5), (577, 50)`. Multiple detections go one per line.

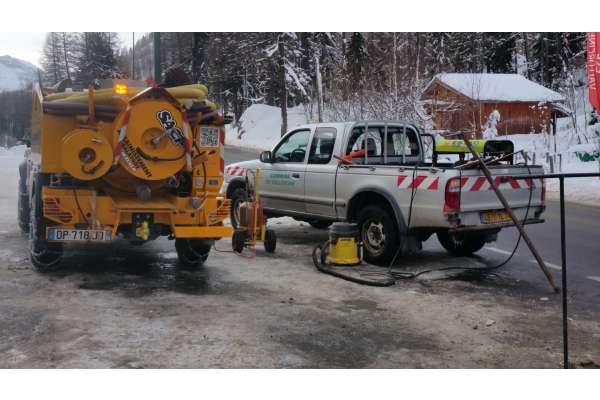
(312, 242), (395, 287)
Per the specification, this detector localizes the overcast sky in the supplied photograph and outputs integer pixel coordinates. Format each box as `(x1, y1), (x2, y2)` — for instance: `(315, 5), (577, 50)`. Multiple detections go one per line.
(0, 32), (135, 67)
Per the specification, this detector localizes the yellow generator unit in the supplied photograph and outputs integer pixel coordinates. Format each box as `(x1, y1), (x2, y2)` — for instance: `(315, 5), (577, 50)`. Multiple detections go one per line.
(326, 223), (361, 265)
(19, 79), (232, 270)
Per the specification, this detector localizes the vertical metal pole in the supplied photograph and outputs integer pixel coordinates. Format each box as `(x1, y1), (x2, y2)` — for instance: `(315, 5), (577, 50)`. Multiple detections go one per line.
(131, 32), (135, 80)
(383, 123), (388, 165)
(364, 122), (369, 165)
(153, 32), (161, 82)
(560, 176), (569, 369)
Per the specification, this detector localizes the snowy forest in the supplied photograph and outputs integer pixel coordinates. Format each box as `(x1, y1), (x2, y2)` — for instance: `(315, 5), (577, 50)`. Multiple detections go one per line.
(0, 32), (590, 144)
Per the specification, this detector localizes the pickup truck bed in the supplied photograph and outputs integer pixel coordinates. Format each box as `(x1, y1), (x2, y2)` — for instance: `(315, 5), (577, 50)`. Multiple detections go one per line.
(223, 121), (545, 264)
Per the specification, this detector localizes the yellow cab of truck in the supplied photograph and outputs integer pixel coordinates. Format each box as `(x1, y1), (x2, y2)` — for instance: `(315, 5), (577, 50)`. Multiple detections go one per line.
(18, 79), (232, 270)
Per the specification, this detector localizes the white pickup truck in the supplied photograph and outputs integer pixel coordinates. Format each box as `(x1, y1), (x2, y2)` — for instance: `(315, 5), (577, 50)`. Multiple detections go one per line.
(223, 121), (545, 264)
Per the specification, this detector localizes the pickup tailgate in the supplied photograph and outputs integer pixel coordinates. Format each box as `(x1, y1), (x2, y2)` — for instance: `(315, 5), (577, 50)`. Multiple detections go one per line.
(458, 165), (544, 211)
(449, 165), (545, 229)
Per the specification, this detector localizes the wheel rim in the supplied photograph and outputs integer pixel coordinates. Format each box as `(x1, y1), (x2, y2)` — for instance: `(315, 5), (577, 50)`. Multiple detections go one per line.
(362, 219), (386, 256)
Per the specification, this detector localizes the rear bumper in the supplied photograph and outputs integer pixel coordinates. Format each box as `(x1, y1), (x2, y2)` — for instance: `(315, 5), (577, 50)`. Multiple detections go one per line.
(42, 186), (232, 241)
(449, 217), (545, 233)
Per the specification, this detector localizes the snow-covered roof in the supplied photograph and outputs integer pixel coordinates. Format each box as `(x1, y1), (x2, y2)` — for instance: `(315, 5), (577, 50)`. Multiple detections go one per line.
(424, 73), (565, 103)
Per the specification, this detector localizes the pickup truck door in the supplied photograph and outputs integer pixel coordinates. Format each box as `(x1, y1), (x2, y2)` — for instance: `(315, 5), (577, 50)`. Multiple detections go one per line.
(260, 128), (311, 214)
(304, 127), (339, 218)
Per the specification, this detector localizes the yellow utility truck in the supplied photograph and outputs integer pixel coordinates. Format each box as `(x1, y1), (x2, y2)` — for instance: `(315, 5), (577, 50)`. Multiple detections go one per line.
(18, 80), (232, 270)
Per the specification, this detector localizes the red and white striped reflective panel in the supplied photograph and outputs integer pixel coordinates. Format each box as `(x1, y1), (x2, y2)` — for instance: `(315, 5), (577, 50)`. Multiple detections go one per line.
(396, 175), (544, 191)
(226, 165), (246, 177)
(396, 175), (440, 190)
(461, 176), (544, 191)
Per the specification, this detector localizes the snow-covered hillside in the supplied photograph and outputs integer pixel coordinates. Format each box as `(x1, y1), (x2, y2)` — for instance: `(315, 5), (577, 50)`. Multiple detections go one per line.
(0, 55), (37, 92)
(225, 104), (310, 150)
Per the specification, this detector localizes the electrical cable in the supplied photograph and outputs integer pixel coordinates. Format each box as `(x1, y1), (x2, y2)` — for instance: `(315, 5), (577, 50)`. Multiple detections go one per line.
(73, 187), (90, 226)
(389, 160), (534, 280)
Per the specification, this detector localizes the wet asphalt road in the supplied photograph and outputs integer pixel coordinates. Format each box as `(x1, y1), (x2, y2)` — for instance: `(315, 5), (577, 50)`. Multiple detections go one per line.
(224, 145), (600, 314)
(487, 201), (600, 314)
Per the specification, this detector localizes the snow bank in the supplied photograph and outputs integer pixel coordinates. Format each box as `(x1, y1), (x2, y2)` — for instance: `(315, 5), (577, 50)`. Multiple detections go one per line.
(0, 145), (26, 168)
(505, 133), (600, 207)
(226, 104), (309, 151)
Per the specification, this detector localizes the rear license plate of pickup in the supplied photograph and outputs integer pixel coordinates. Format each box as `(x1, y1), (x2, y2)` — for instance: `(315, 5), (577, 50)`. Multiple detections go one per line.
(46, 228), (112, 242)
(480, 211), (512, 225)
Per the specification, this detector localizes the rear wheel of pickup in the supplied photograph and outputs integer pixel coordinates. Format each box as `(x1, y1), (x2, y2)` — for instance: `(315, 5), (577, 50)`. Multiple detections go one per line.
(175, 238), (211, 268)
(357, 205), (399, 265)
(29, 174), (63, 271)
(437, 230), (486, 256)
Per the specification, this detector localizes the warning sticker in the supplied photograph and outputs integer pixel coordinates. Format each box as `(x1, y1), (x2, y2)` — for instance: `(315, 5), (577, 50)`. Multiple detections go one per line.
(200, 127), (220, 147)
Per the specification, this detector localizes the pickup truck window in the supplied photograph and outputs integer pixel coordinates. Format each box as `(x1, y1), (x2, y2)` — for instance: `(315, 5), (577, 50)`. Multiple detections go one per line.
(273, 129), (310, 163)
(345, 125), (420, 164)
(308, 128), (337, 164)
(386, 126), (419, 157)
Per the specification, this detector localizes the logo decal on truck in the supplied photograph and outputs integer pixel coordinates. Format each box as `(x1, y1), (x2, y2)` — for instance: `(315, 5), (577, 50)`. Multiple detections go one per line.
(156, 110), (185, 146)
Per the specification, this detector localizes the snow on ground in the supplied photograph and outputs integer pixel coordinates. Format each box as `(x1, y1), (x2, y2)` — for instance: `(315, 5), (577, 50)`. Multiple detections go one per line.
(504, 134), (600, 205)
(225, 104), (310, 151)
(0, 145), (24, 234)
(0, 144), (25, 168)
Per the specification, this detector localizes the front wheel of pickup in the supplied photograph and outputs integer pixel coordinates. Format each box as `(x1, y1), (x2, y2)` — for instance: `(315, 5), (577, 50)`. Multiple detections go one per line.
(437, 230), (486, 256)
(357, 205), (399, 265)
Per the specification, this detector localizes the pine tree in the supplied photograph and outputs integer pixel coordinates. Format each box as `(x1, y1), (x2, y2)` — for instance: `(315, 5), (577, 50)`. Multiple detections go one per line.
(346, 33), (367, 87)
(40, 32), (66, 86)
(72, 32), (122, 86)
(484, 33), (516, 73)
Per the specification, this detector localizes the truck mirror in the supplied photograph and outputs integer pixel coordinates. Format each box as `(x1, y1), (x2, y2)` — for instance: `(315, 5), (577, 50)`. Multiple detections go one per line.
(260, 151), (272, 163)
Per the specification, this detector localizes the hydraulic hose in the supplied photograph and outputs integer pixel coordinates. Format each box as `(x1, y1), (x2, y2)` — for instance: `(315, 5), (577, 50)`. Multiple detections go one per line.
(312, 241), (395, 287)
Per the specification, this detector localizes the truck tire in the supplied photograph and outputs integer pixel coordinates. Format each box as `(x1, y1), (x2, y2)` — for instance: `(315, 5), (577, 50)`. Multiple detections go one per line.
(29, 175), (63, 271)
(308, 220), (332, 230)
(229, 187), (248, 230)
(357, 205), (399, 265)
(18, 162), (30, 233)
(436, 230), (486, 256)
(264, 229), (276, 253)
(232, 230), (247, 253)
(175, 238), (211, 268)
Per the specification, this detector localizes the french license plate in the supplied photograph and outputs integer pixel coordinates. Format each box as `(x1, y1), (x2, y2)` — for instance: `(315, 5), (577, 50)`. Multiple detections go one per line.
(46, 228), (112, 242)
(480, 211), (512, 225)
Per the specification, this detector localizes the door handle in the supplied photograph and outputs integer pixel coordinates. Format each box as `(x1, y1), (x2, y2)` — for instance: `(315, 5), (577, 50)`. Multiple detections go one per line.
(291, 173), (301, 179)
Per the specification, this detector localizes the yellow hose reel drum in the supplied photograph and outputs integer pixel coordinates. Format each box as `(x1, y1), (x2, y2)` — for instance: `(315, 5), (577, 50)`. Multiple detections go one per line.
(61, 129), (113, 181)
(113, 98), (188, 181)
